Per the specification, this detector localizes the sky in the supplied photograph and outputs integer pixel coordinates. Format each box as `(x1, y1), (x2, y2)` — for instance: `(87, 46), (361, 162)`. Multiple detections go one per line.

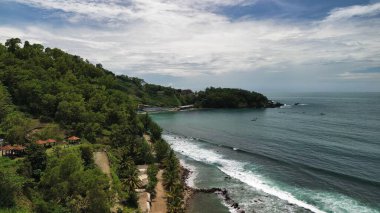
(1, 0), (380, 92)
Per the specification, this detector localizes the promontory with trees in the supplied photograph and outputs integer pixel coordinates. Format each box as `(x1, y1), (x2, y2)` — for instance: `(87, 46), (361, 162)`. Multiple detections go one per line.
(0, 38), (280, 213)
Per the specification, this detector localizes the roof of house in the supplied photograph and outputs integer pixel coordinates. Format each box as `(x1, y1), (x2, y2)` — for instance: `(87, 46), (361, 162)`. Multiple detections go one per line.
(46, 139), (57, 143)
(36, 140), (47, 145)
(0, 145), (13, 151)
(68, 136), (80, 141)
(0, 144), (26, 151)
(12, 145), (26, 151)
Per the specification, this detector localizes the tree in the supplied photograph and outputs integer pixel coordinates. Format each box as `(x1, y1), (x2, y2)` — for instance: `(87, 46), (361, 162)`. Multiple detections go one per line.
(0, 158), (26, 208)
(149, 121), (162, 141)
(118, 157), (140, 207)
(25, 143), (47, 180)
(0, 83), (14, 120)
(80, 145), (94, 168)
(196, 87), (269, 108)
(146, 164), (158, 198)
(5, 38), (21, 53)
(167, 183), (184, 213)
(1, 112), (31, 145)
(163, 150), (180, 190)
(87, 186), (110, 213)
(162, 149), (184, 212)
(154, 139), (170, 162)
(0, 171), (22, 207)
(39, 151), (110, 212)
(55, 100), (86, 125)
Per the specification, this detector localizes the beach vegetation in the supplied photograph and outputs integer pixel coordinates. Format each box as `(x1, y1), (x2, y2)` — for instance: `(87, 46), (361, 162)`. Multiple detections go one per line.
(146, 164), (159, 198)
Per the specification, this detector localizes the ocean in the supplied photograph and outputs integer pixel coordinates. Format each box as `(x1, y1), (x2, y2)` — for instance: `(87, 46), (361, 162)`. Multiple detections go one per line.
(151, 92), (380, 213)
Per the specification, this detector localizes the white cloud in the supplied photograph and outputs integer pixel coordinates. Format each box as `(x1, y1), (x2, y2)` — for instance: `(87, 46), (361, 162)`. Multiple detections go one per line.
(325, 3), (380, 22)
(339, 72), (380, 80)
(1, 0), (380, 78)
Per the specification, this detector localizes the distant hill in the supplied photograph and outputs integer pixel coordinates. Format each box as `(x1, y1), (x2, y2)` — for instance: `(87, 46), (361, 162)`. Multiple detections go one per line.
(195, 87), (279, 108)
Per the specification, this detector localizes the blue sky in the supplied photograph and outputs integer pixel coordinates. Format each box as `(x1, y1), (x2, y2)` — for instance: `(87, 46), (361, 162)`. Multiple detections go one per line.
(1, 0), (380, 92)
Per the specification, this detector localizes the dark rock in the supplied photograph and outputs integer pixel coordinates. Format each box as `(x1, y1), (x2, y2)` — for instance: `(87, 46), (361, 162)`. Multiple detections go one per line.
(231, 202), (239, 208)
(266, 100), (284, 108)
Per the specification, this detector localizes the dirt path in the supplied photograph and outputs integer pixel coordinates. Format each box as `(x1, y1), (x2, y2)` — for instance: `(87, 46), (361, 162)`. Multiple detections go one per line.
(94, 151), (111, 178)
(150, 170), (167, 213)
(94, 151), (122, 212)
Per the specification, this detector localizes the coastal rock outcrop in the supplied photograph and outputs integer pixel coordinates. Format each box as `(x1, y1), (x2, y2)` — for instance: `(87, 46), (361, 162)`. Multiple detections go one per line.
(192, 187), (245, 213)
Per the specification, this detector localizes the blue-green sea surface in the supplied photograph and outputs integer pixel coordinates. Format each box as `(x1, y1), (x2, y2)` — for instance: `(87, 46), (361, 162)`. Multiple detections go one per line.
(151, 93), (380, 213)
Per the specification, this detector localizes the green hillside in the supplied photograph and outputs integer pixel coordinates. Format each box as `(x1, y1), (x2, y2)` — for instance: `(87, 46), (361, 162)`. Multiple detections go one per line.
(0, 38), (183, 213)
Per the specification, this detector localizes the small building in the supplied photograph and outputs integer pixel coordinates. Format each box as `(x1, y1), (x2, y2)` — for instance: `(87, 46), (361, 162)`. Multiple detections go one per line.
(1, 144), (26, 157)
(46, 139), (57, 146)
(67, 136), (80, 144)
(1, 145), (13, 156)
(12, 145), (26, 156)
(36, 140), (47, 146)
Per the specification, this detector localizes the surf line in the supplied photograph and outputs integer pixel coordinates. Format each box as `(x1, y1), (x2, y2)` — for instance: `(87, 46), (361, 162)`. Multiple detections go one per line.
(165, 134), (326, 213)
(218, 166), (326, 213)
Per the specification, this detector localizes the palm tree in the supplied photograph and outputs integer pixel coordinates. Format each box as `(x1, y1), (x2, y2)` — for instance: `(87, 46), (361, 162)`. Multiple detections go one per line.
(167, 183), (184, 213)
(118, 157), (141, 192)
(163, 150), (180, 189)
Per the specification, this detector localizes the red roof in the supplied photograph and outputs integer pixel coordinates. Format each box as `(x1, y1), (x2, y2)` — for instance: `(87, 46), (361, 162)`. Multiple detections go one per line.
(12, 145), (26, 151)
(36, 140), (47, 145)
(46, 139), (57, 143)
(0, 145), (26, 151)
(0, 145), (13, 151)
(68, 136), (80, 141)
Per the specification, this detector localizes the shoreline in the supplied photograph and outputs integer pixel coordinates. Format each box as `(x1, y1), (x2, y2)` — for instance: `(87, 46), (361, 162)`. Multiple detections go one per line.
(139, 101), (284, 114)
(180, 165), (246, 213)
(180, 165), (195, 210)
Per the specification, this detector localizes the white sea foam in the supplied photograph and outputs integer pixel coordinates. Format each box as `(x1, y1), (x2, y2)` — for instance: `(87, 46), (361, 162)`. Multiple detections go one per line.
(179, 159), (198, 188)
(164, 134), (380, 213)
(163, 134), (326, 213)
(280, 104), (292, 109)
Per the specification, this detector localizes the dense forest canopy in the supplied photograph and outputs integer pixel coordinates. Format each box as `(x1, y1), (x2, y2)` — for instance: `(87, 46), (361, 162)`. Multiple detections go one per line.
(0, 38), (193, 141)
(195, 87), (270, 108)
(0, 38), (184, 212)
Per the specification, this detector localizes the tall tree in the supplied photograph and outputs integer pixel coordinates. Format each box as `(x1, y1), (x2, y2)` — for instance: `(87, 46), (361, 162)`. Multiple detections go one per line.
(5, 38), (21, 53)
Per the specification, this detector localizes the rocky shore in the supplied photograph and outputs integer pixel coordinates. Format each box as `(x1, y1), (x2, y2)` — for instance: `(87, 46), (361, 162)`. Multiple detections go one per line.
(180, 166), (246, 213)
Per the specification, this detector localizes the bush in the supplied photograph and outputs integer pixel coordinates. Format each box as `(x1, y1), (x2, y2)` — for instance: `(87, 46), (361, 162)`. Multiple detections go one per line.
(80, 145), (94, 168)
(146, 164), (159, 198)
(149, 121), (162, 141)
(154, 139), (170, 163)
(0, 159), (26, 208)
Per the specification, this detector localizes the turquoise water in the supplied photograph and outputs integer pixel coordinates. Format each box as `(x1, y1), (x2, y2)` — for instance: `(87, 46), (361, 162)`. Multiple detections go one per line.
(151, 93), (380, 213)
